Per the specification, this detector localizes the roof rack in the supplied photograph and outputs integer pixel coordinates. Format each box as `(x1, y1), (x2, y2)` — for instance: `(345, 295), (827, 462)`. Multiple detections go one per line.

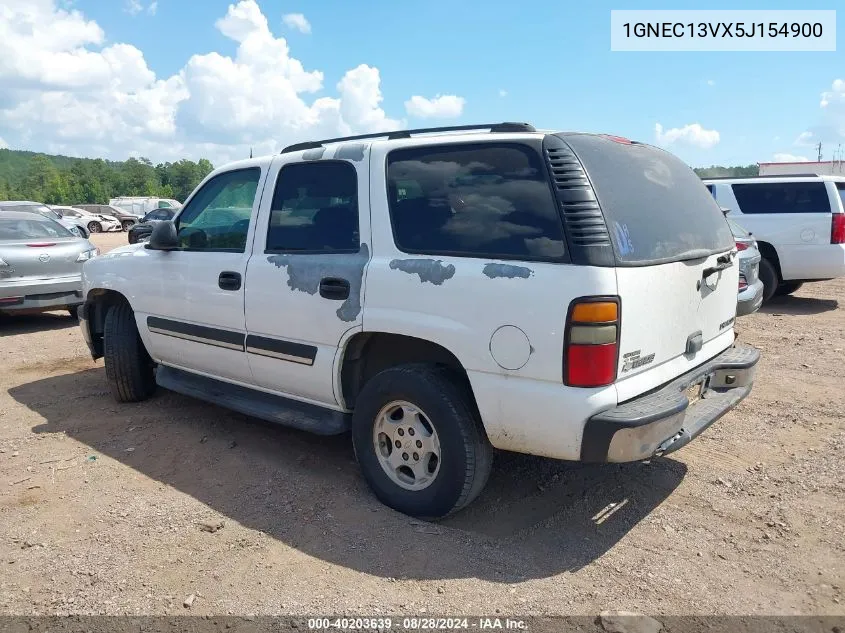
(703, 173), (821, 180)
(280, 122), (536, 154)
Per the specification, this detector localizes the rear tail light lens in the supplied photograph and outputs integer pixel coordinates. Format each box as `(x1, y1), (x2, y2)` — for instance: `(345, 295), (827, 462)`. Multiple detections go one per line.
(738, 275), (748, 291)
(564, 298), (620, 388)
(735, 241), (749, 251)
(832, 213), (845, 244)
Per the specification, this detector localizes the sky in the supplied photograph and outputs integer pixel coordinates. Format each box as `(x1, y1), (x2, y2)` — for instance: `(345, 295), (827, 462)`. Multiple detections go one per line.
(0, 0), (844, 168)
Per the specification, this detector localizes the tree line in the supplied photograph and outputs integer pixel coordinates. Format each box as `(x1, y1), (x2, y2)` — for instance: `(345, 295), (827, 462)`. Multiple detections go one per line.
(0, 149), (215, 205)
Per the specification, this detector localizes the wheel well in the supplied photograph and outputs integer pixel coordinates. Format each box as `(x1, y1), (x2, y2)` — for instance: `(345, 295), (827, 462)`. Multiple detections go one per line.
(755, 241), (783, 282)
(341, 333), (474, 410)
(85, 289), (131, 358)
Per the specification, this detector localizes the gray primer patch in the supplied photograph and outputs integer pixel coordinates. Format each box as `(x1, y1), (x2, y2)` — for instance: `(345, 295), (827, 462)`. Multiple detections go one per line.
(268, 243), (369, 322)
(389, 258), (456, 285)
(334, 143), (367, 161)
(482, 263), (534, 279)
(302, 147), (326, 161)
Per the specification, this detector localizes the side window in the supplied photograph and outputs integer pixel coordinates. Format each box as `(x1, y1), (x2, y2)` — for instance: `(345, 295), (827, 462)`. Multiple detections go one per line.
(732, 182), (831, 214)
(706, 184), (715, 197)
(159, 201), (173, 209)
(176, 168), (261, 252)
(266, 161), (359, 253)
(386, 143), (566, 260)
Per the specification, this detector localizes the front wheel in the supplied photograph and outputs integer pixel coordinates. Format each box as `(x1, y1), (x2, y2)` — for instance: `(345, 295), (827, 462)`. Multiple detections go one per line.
(87, 221), (102, 234)
(103, 302), (156, 402)
(776, 281), (804, 296)
(351, 364), (493, 519)
(121, 220), (135, 231)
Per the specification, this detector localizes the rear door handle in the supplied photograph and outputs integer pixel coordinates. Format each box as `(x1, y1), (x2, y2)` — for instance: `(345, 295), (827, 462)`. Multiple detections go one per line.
(218, 271), (241, 291)
(319, 277), (350, 300)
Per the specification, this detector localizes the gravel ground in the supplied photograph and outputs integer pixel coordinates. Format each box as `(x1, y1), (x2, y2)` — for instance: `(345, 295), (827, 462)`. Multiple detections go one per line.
(0, 231), (843, 617)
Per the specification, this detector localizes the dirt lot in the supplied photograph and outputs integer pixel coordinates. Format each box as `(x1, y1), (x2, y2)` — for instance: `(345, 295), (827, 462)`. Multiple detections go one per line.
(0, 231), (843, 617)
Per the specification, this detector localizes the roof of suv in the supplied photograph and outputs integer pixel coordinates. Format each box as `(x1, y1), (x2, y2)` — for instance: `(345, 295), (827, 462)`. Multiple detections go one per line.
(704, 174), (845, 184)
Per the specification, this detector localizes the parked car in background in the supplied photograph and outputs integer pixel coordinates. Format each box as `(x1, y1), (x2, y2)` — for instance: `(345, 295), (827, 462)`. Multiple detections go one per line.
(0, 210), (98, 315)
(728, 216), (764, 316)
(126, 208), (176, 244)
(109, 197), (182, 217)
(80, 124), (760, 518)
(51, 206), (122, 234)
(704, 175), (845, 302)
(74, 204), (141, 231)
(0, 201), (89, 238)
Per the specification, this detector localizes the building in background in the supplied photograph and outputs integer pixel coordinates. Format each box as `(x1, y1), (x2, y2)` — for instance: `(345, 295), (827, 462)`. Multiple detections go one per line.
(758, 160), (845, 176)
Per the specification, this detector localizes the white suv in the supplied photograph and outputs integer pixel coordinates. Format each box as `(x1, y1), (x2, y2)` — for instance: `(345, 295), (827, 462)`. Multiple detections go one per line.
(704, 175), (845, 301)
(79, 123), (760, 518)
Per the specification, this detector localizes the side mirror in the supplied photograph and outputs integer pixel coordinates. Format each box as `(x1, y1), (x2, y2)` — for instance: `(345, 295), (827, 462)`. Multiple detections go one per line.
(145, 221), (179, 251)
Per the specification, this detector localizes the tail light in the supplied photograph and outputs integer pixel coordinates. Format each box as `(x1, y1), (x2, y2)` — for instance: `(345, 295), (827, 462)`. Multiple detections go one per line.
(832, 213), (845, 244)
(564, 297), (620, 388)
(735, 241), (749, 251)
(738, 274), (748, 291)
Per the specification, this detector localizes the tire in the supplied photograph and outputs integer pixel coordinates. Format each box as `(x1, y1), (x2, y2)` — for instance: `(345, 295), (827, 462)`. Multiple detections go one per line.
(776, 281), (804, 296)
(127, 232), (137, 244)
(351, 364), (493, 519)
(103, 302), (156, 403)
(758, 258), (779, 303)
(121, 220), (135, 231)
(67, 307), (79, 318)
(87, 221), (102, 234)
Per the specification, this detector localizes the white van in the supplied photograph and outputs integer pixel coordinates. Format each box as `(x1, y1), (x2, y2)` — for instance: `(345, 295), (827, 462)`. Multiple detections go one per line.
(704, 175), (845, 301)
(109, 197), (182, 217)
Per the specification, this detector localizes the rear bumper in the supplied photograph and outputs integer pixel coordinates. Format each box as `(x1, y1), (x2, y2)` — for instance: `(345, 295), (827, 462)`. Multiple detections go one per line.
(580, 344), (760, 462)
(737, 278), (764, 316)
(0, 276), (83, 313)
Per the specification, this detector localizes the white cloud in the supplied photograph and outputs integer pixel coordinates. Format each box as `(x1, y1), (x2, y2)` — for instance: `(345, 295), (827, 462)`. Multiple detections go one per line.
(148, 1), (157, 16)
(126, 0), (142, 15)
(654, 122), (720, 149)
(0, 136), (7, 149)
(498, 89), (508, 97)
(706, 79), (716, 86)
(0, 0), (406, 165)
(773, 153), (809, 162)
(795, 131), (815, 145)
(404, 94), (465, 119)
(820, 79), (845, 108)
(282, 13), (311, 34)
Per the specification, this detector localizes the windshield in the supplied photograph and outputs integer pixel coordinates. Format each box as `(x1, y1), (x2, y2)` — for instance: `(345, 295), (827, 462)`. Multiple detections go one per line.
(0, 216), (75, 240)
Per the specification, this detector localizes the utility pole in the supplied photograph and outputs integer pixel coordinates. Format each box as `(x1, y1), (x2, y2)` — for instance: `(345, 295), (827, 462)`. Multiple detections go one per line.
(816, 142), (823, 162)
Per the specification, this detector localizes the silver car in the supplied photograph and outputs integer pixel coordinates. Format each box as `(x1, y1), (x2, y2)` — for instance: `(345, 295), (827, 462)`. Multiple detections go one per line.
(0, 210), (98, 315)
(0, 201), (90, 238)
(729, 217), (764, 317)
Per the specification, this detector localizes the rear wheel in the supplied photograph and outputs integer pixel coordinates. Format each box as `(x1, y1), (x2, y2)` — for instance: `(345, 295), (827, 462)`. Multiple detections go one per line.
(758, 258), (779, 303)
(776, 281), (804, 296)
(351, 364), (493, 519)
(87, 221), (102, 234)
(103, 302), (156, 403)
(121, 220), (134, 231)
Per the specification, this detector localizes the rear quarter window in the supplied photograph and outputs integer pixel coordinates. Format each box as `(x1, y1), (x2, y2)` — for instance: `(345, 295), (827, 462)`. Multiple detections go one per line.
(561, 134), (734, 264)
(731, 182), (831, 214)
(386, 143), (566, 261)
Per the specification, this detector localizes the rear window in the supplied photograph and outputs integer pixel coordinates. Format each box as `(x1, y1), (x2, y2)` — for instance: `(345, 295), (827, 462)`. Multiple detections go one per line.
(386, 143), (566, 261)
(0, 216), (74, 240)
(563, 135), (734, 264)
(836, 183), (845, 210)
(731, 182), (831, 214)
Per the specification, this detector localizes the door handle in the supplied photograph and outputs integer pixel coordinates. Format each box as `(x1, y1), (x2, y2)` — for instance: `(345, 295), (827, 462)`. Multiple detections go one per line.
(319, 277), (350, 300)
(218, 271), (242, 291)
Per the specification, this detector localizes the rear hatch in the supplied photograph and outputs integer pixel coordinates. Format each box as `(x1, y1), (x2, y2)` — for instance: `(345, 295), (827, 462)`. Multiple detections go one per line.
(0, 216), (86, 285)
(561, 134), (738, 401)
